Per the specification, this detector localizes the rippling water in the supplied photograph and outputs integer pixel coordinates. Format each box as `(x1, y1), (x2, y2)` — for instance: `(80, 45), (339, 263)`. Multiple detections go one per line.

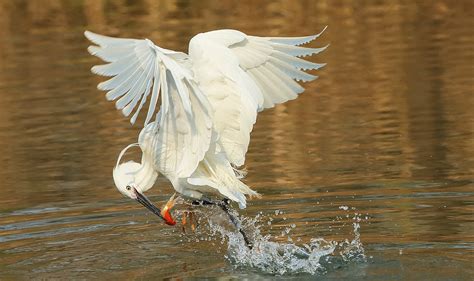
(0, 0), (473, 279)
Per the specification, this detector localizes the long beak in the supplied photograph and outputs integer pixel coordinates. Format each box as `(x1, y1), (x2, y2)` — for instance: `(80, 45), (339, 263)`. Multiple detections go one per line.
(134, 188), (165, 221)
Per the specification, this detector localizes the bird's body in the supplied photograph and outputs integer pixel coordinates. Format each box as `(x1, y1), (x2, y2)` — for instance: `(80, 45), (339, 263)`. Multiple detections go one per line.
(85, 28), (327, 217)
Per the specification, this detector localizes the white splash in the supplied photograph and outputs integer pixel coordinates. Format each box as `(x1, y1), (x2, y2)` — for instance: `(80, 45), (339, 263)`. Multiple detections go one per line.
(189, 207), (367, 275)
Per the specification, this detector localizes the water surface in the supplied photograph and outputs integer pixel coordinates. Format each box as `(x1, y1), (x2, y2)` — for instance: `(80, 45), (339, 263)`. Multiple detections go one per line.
(0, 0), (473, 279)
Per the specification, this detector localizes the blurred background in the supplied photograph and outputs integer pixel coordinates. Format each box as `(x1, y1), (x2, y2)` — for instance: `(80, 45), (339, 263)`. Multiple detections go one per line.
(0, 0), (472, 279)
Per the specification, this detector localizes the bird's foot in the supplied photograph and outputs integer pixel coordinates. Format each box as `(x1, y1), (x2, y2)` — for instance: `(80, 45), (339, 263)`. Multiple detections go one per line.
(180, 210), (198, 233)
(160, 193), (178, 226)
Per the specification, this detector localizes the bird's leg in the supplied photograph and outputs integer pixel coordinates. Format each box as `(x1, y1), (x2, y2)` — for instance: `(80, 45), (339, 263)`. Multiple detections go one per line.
(181, 201), (199, 233)
(189, 212), (197, 232)
(181, 210), (198, 233)
(181, 211), (187, 233)
(160, 193), (178, 226)
(192, 198), (253, 249)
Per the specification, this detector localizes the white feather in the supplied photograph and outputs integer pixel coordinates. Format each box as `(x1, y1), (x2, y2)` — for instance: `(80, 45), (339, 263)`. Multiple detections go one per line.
(86, 27), (327, 209)
(86, 31), (212, 179)
(187, 27), (326, 168)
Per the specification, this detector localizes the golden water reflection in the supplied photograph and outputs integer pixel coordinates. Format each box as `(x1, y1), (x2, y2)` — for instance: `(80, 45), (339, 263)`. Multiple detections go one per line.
(0, 0), (472, 279)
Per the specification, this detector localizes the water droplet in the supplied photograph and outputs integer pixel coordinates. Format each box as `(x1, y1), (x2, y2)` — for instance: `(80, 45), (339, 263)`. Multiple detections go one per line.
(197, 204), (365, 275)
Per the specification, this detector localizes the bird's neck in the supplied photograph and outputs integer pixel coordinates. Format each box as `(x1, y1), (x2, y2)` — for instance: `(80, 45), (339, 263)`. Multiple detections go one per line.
(134, 156), (158, 193)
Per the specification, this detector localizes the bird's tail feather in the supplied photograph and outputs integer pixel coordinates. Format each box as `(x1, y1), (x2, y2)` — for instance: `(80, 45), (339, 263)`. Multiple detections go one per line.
(187, 156), (259, 209)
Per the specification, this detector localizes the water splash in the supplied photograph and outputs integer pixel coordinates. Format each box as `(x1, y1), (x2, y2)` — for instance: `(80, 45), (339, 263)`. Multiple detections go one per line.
(181, 206), (366, 275)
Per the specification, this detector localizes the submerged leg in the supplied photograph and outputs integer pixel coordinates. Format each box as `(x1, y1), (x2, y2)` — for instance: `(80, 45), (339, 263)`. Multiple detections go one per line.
(192, 198), (253, 249)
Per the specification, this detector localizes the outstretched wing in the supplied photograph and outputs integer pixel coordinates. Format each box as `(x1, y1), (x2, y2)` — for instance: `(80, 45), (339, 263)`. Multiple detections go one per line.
(85, 31), (212, 177)
(189, 27), (327, 166)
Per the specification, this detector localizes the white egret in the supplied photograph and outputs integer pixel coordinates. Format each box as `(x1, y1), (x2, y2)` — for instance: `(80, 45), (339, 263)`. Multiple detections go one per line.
(85, 28), (327, 239)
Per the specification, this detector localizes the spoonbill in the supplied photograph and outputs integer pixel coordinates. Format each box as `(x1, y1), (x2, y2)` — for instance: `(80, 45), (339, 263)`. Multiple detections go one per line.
(85, 28), (327, 242)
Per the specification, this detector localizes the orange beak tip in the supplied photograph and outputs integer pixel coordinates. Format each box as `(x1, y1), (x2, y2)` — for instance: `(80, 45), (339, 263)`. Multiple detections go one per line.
(162, 209), (176, 226)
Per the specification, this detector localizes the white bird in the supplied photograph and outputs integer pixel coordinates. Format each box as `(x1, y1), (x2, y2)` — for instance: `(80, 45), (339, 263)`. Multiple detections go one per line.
(85, 28), (327, 227)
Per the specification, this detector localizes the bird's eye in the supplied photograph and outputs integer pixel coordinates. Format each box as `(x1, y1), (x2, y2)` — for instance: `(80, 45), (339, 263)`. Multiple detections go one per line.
(126, 185), (131, 191)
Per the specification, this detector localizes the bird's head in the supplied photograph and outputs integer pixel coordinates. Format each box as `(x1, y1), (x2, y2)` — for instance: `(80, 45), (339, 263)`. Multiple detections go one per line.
(113, 160), (141, 199)
(113, 143), (155, 198)
(113, 144), (175, 225)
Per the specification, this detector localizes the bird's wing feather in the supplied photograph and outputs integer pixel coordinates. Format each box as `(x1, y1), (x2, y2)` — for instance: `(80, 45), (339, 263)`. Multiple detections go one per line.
(188, 27), (327, 166)
(85, 31), (212, 177)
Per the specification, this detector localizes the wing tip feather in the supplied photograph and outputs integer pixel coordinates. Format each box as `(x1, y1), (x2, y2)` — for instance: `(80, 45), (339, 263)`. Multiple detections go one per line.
(84, 30), (103, 46)
(91, 65), (106, 76)
(265, 25), (328, 46)
(301, 75), (319, 82)
(297, 25), (327, 46)
(84, 30), (93, 39)
(87, 45), (99, 56)
(301, 62), (326, 71)
(105, 90), (117, 101)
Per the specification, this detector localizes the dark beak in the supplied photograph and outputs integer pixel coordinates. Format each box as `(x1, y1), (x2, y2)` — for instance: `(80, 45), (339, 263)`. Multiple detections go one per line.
(134, 188), (165, 221)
